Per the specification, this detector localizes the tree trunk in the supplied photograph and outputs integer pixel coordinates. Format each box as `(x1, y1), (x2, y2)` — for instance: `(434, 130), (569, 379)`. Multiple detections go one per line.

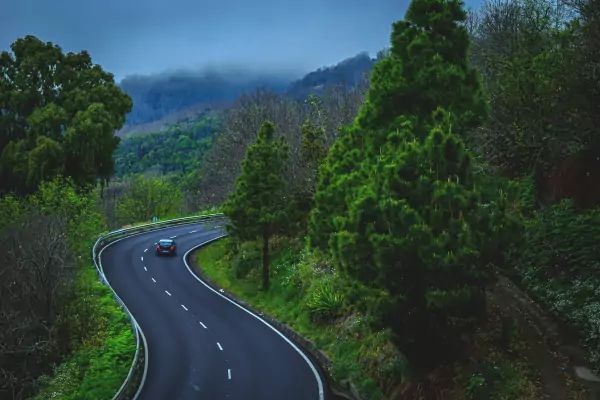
(262, 225), (270, 291)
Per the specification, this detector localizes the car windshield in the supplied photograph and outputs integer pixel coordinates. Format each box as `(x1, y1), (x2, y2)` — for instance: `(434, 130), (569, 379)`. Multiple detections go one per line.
(159, 240), (173, 246)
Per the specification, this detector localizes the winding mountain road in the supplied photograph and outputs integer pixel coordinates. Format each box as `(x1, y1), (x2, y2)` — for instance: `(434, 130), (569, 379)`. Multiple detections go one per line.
(101, 221), (324, 400)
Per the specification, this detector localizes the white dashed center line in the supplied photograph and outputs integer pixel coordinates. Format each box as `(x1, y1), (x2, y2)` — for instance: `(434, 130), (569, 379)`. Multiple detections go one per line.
(170, 235), (177, 239)
(181, 304), (188, 311)
(199, 321), (207, 329)
(144, 248), (148, 253)
(151, 277), (156, 283)
(189, 230), (197, 233)
(143, 266), (147, 271)
(165, 290), (172, 296)
(217, 342), (223, 351)
(227, 369), (231, 380)
(140, 256), (143, 261)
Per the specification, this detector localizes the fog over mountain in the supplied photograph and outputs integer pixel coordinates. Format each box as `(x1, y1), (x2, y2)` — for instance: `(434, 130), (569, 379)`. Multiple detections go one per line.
(120, 52), (377, 128)
(120, 68), (293, 126)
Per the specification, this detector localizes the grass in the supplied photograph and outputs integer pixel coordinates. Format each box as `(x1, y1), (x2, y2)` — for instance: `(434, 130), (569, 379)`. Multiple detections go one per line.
(196, 237), (563, 400)
(193, 238), (393, 399)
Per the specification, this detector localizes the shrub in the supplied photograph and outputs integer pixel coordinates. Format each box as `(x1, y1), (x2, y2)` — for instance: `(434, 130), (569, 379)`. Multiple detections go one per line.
(510, 200), (600, 365)
(305, 276), (346, 321)
(229, 240), (262, 279)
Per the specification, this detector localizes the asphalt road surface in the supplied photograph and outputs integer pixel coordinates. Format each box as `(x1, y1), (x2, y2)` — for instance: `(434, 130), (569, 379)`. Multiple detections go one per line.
(101, 222), (324, 400)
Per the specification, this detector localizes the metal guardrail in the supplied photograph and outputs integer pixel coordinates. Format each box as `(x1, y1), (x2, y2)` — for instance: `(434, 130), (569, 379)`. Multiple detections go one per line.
(91, 213), (227, 400)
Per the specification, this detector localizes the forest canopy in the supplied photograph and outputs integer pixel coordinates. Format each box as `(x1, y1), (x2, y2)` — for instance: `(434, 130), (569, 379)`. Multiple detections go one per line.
(0, 35), (132, 194)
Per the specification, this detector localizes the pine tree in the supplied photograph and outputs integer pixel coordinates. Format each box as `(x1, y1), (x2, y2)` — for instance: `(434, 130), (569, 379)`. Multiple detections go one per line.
(310, 0), (496, 368)
(223, 121), (289, 290)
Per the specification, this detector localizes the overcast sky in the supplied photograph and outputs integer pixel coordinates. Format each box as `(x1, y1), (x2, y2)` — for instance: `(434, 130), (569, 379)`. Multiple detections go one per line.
(1, 0), (483, 81)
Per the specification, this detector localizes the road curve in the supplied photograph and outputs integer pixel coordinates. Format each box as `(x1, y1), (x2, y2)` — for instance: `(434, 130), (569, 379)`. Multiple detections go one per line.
(101, 222), (324, 400)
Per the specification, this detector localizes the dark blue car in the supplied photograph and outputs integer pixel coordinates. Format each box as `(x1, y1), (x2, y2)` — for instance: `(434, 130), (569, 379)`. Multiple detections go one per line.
(155, 239), (177, 256)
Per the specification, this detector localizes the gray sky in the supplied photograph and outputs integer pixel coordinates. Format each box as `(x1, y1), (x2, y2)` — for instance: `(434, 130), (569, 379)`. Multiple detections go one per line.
(1, 0), (483, 81)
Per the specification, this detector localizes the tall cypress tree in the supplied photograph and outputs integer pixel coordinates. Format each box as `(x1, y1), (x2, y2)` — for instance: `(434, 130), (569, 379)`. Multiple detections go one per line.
(223, 121), (289, 290)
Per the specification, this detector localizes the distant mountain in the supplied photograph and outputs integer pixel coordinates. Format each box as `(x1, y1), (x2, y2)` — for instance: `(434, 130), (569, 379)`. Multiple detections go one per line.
(119, 53), (377, 133)
(114, 111), (220, 178)
(119, 70), (291, 127)
(286, 52), (375, 99)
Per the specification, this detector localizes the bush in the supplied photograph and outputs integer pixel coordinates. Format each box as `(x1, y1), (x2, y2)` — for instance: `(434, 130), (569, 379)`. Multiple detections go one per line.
(305, 276), (346, 321)
(465, 360), (530, 400)
(229, 240), (262, 279)
(115, 175), (183, 225)
(510, 200), (600, 366)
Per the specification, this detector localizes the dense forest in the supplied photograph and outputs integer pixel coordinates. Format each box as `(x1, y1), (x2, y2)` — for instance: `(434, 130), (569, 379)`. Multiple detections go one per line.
(1, 0), (599, 398)
(113, 112), (219, 178)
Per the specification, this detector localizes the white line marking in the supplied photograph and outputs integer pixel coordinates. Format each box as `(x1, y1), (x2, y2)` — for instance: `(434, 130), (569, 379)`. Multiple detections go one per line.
(144, 248), (148, 253)
(199, 321), (207, 329)
(217, 342), (223, 351)
(151, 277), (156, 283)
(143, 266), (147, 271)
(165, 290), (171, 296)
(189, 230), (197, 233)
(170, 235), (177, 239)
(181, 304), (188, 311)
(140, 256), (143, 261)
(96, 215), (224, 400)
(227, 369), (231, 380)
(183, 238), (324, 399)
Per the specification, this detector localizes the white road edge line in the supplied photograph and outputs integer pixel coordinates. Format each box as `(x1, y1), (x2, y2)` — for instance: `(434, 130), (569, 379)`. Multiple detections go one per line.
(227, 368), (231, 380)
(151, 277), (156, 283)
(97, 219), (216, 400)
(183, 237), (325, 400)
(181, 304), (188, 311)
(199, 321), (207, 329)
(165, 290), (172, 296)
(217, 342), (223, 351)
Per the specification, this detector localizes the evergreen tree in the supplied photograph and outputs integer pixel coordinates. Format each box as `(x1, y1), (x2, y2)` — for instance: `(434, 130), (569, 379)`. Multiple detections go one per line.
(310, 0), (497, 369)
(311, 0), (487, 249)
(223, 121), (289, 290)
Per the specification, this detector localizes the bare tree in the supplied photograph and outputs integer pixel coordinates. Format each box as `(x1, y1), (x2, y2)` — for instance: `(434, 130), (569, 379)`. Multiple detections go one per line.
(0, 215), (75, 400)
(195, 86), (365, 207)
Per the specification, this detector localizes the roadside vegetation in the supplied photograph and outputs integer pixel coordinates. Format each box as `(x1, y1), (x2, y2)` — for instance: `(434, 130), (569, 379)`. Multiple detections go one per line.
(0, 180), (135, 399)
(1, 0), (598, 398)
(210, 0), (600, 398)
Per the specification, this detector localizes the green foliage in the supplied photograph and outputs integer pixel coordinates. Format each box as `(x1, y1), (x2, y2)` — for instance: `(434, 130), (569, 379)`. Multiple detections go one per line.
(0, 36), (131, 193)
(305, 276), (346, 321)
(224, 121), (289, 240)
(1, 179), (134, 399)
(309, 0), (500, 371)
(114, 113), (218, 178)
(229, 240), (262, 278)
(465, 360), (531, 400)
(195, 239), (395, 399)
(0, 193), (26, 230)
(323, 113), (495, 367)
(115, 175), (183, 225)
(33, 269), (135, 400)
(223, 121), (289, 289)
(510, 201), (600, 366)
(471, 0), (599, 177)
(355, 0), (487, 135)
